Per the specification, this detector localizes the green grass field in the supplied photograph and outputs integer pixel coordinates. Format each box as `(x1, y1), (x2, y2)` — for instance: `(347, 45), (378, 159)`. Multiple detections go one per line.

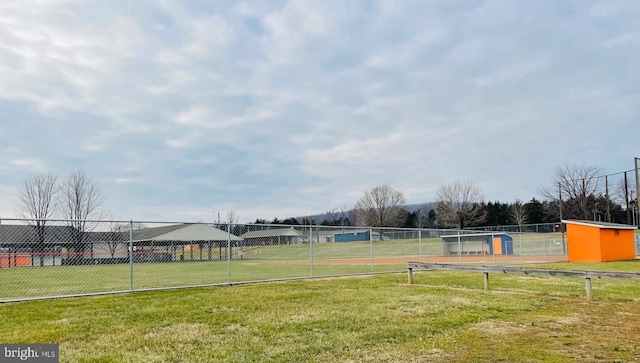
(1, 237), (569, 301)
(0, 259), (392, 300)
(1, 260), (639, 362)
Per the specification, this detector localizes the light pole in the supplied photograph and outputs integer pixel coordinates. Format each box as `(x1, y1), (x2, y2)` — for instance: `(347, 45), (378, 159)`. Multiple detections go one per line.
(630, 202), (638, 226)
(212, 211), (221, 226)
(635, 157), (640, 226)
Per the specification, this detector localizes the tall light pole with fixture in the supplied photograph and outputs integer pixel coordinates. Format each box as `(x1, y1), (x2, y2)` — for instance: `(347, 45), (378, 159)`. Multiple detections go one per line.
(635, 157), (640, 226)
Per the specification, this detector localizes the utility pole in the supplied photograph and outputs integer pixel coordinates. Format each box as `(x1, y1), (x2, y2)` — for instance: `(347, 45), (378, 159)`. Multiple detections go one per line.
(559, 182), (566, 255)
(625, 172), (631, 224)
(635, 157), (640, 226)
(582, 178), (587, 220)
(558, 182), (563, 221)
(605, 175), (611, 222)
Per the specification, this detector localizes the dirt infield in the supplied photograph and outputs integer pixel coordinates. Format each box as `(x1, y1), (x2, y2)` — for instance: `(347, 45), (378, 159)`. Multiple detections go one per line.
(283, 255), (567, 266)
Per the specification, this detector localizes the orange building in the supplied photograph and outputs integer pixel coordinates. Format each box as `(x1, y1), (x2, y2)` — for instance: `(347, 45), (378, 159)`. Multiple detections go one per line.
(562, 220), (637, 262)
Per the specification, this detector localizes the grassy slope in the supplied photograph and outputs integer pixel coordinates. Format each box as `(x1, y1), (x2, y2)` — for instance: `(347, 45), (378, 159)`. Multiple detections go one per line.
(1, 261), (640, 362)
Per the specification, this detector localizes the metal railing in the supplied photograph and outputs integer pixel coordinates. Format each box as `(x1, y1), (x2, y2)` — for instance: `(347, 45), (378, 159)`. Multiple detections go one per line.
(407, 262), (640, 300)
(0, 218), (569, 302)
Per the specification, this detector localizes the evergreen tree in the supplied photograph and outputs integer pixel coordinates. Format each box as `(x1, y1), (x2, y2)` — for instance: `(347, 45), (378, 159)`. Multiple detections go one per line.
(428, 209), (437, 228)
(484, 201), (511, 226)
(524, 198), (545, 224)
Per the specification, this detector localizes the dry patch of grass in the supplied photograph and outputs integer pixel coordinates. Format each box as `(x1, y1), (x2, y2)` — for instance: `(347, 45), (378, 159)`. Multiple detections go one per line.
(471, 320), (530, 335)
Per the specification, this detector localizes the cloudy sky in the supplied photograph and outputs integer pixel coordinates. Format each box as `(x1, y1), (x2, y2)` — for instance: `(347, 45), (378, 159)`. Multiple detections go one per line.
(1, 0), (638, 223)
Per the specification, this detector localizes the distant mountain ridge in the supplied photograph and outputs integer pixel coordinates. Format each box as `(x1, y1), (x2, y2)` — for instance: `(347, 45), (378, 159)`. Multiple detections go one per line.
(294, 202), (437, 225)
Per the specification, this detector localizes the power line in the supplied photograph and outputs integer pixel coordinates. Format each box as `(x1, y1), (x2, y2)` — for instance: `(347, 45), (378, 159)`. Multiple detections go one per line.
(562, 169), (635, 183)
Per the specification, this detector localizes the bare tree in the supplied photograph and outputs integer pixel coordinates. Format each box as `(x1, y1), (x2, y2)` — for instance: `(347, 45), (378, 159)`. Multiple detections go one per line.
(354, 185), (407, 227)
(613, 177), (635, 205)
(541, 164), (604, 220)
(324, 208), (340, 225)
(17, 171), (59, 266)
(226, 210), (239, 224)
(510, 199), (527, 230)
(436, 180), (485, 229)
(106, 221), (128, 260)
(224, 209), (241, 238)
(59, 171), (104, 264)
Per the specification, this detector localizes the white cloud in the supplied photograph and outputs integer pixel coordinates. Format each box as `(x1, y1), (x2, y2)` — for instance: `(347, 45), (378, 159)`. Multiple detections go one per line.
(588, 0), (635, 18)
(305, 133), (403, 166)
(235, 2), (255, 17)
(603, 33), (638, 48)
(166, 139), (189, 149)
(6, 158), (48, 172)
(474, 58), (547, 86)
(185, 16), (235, 57)
(260, 0), (337, 65)
(175, 107), (210, 126)
(114, 177), (141, 185)
(364, 29), (446, 69)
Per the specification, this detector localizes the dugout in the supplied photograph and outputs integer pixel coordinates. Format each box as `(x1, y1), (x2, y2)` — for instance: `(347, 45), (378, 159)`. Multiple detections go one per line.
(562, 220), (637, 262)
(334, 230), (381, 242)
(441, 233), (514, 255)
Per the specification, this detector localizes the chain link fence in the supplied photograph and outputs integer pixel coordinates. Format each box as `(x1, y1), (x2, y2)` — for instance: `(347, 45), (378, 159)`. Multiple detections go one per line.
(465, 223), (561, 233)
(0, 218), (570, 302)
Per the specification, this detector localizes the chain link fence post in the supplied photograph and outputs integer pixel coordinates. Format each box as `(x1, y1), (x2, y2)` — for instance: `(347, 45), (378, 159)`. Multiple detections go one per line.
(129, 220), (133, 292)
(369, 228), (374, 273)
(309, 225), (314, 277)
(419, 229), (423, 263)
(519, 231), (523, 264)
(457, 233), (462, 263)
(227, 224), (231, 284)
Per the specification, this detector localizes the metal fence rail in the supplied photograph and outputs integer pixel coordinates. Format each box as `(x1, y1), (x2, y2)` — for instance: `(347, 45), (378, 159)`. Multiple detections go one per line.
(407, 262), (640, 300)
(0, 218), (571, 302)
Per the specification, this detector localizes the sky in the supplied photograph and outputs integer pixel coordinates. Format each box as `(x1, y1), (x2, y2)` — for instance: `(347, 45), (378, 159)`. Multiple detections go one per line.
(0, 0), (639, 223)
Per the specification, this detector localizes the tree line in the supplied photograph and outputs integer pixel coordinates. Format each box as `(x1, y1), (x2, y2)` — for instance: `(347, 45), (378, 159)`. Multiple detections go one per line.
(260, 163), (639, 229)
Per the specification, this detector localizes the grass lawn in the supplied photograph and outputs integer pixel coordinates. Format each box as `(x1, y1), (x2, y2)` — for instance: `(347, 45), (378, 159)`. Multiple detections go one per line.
(0, 259), (403, 301)
(0, 235), (582, 301)
(1, 260), (640, 362)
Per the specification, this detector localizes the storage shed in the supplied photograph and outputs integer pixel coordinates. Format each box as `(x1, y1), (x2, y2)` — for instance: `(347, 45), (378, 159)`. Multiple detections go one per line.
(441, 233), (514, 255)
(562, 220), (637, 262)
